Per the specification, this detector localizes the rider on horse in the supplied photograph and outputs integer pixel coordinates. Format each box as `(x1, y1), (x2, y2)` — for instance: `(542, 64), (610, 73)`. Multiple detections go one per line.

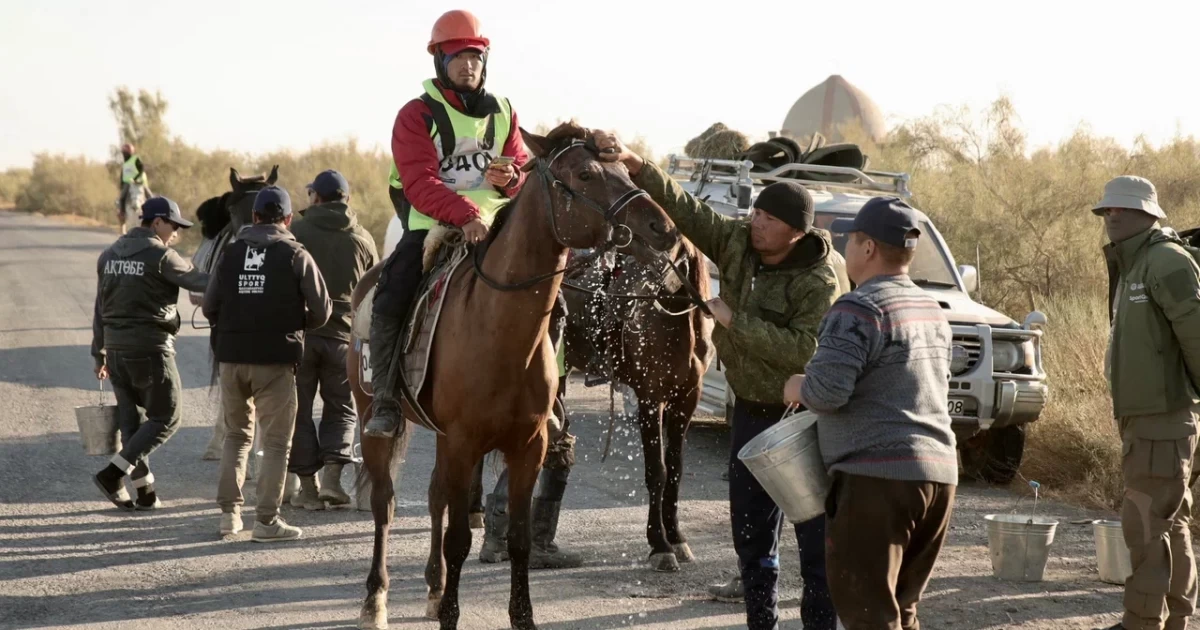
(366, 9), (581, 568)
(116, 143), (148, 235)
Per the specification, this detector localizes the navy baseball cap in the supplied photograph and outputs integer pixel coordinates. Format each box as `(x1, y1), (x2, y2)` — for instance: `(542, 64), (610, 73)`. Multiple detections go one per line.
(830, 196), (921, 249)
(252, 186), (292, 218)
(306, 169), (350, 200)
(140, 196), (193, 228)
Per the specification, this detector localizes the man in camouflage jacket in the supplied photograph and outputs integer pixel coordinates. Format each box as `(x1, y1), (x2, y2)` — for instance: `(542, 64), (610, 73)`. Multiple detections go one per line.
(596, 130), (848, 630)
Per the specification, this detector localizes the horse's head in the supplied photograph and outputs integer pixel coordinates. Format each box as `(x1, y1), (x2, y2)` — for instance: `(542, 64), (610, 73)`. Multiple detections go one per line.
(225, 165), (279, 231)
(522, 123), (678, 263)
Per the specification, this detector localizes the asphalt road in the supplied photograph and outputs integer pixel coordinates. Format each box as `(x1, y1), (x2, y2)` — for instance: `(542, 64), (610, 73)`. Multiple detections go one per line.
(0, 211), (1146, 629)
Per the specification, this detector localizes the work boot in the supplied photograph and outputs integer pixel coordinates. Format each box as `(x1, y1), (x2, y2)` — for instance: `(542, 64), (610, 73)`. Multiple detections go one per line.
(318, 464), (352, 507)
(708, 575), (744, 603)
(529, 498), (583, 569)
(293, 475), (324, 511)
(220, 509), (243, 536)
(93, 465), (133, 511)
(479, 492), (510, 563)
(282, 473), (301, 504)
(251, 517), (303, 542)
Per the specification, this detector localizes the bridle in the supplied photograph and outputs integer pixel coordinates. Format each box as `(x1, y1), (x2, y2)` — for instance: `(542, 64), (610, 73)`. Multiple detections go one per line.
(471, 139), (714, 317)
(471, 140), (649, 292)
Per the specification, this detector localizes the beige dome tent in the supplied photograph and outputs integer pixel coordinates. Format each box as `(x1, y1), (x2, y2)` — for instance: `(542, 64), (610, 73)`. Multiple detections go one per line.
(781, 75), (886, 144)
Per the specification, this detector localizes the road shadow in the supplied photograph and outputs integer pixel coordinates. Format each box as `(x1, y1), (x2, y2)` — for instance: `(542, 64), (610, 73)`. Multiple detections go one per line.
(0, 337), (215, 390)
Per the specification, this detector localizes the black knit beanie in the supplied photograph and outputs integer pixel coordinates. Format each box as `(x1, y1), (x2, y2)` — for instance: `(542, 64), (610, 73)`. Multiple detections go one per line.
(753, 181), (813, 232)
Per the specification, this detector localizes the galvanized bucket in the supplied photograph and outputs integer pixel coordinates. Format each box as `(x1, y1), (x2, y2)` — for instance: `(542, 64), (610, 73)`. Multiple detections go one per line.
(984, 514), (1059, 581)
(737, 410), (829, 524)
(1093, 519), (1132, 585)
(74, 380), (121, 456)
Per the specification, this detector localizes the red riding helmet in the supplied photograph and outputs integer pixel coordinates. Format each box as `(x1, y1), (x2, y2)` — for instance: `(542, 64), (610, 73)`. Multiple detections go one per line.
(427, 9), (489, 55)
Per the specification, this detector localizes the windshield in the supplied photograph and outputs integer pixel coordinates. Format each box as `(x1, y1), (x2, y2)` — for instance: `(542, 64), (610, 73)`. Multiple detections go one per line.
(814, 213), (959, 288)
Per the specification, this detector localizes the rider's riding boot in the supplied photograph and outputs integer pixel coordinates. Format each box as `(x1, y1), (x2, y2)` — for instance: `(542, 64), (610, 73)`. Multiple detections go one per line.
(529, 467), (584, 569)
(364, 313), (405, 438)
(479, 492), (510, 563)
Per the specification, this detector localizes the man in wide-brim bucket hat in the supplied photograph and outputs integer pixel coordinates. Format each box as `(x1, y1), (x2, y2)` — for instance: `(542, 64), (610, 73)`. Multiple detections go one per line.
(1094, 175), (1200, 630)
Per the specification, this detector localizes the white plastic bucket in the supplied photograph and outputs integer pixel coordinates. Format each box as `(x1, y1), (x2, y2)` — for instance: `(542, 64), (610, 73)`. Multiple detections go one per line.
(1093, 520), (1132, 585)
(984, 514), (1059, 581)
(74, 381), (121, 456)
(736, 411), (829, 524)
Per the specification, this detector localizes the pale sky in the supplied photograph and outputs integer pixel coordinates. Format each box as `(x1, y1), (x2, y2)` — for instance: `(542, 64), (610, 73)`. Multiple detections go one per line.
(2, 0), (1197, 169)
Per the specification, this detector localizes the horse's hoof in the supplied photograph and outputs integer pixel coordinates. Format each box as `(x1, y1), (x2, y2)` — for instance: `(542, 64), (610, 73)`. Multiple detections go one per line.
(425, 596), (441, 620)
(358, 603), (388, 629)
(469, 512), (484, 529)
(649, 551), (680, 573)
(672, 542), (695, 564)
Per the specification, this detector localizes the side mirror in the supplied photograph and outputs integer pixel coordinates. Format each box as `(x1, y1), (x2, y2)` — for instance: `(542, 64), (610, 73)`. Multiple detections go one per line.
(1024, 310), (1048, 331)
(958, 265), (979, 295)
(735, 183), (753, 210)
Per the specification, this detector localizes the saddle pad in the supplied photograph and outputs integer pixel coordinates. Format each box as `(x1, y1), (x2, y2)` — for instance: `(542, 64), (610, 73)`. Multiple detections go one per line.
(351, 285), (375, 342)
(402, 243), (470, 406)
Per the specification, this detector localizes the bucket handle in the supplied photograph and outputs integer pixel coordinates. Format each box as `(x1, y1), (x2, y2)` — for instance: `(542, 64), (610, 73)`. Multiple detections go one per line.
(780, 403), (798, 422)
(98, 377), (108, 406)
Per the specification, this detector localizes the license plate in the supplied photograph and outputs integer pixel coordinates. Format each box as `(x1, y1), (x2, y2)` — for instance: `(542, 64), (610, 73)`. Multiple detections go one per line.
(948, 398), (965, 415)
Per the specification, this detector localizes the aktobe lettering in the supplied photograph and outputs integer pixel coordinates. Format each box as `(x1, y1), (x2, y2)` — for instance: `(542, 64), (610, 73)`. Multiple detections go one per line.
(104, 259), (144, 276)
(440, 151), (494, 174)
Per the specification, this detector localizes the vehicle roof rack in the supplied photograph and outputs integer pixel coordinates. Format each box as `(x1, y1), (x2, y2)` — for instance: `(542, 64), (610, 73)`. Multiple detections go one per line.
(665, 154), (912, 199)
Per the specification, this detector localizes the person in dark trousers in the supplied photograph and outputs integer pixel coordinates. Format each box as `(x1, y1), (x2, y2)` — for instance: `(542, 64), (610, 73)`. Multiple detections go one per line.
(595, 129), (848, 630)
(203, 186), (332, 542)
(1093, 176), (1200, 630)
(787, 196), (958, 630)
(91, 196), (209, 511)
(287, 170), (379, 510)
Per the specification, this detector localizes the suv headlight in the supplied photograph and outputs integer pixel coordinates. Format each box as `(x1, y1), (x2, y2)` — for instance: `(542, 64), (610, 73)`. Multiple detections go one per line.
(992, 339), (1035, 373)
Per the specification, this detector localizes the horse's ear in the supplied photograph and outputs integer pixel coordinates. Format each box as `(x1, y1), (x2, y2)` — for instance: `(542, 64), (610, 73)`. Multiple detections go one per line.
(522, 127), (551, 158)
(229, 168), (240, 190)
(266, 164), (279, 186)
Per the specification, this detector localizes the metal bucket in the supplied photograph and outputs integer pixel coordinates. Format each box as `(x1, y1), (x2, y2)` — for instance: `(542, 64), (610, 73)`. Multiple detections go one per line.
(984, 514), (1059, 581)
(74, 381), (121, 456)
(1093, 519), (1132, 585)
(737, 411), (829, 524)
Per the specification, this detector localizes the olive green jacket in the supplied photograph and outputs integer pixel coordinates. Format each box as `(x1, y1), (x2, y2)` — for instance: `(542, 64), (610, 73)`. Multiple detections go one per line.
(634, 162), (848, 404)
(1106, 226), (1200, 433)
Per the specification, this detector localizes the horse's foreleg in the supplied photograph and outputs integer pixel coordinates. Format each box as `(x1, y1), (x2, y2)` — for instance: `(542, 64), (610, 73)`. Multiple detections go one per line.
(506, 434), (545, 630)
(425, 449), (447, 620)
(663, 392), (698, 564)
(637, 400), (676, 572)
(360, 437), (396, 630)
(437, 444), (476, 630)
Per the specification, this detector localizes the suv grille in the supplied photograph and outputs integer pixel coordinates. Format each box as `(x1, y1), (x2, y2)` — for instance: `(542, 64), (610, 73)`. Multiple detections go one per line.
(952, 334), (982, 375)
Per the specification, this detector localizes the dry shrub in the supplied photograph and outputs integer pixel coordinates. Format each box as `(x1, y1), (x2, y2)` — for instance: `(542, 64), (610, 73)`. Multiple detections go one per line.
(0, 168), (30, 206)
(1019, 293), (1122, 508)
(15, 154), (116, 224)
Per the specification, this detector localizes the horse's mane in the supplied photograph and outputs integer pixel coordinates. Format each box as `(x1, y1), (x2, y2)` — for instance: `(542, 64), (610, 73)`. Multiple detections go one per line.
(484, 121), (597, 244)
(196, 193), (233, 240)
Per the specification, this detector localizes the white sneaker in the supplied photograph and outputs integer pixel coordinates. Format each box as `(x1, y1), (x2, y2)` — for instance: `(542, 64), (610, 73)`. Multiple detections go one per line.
(251, 517), (303, 543)
(220, 511), (243, 536)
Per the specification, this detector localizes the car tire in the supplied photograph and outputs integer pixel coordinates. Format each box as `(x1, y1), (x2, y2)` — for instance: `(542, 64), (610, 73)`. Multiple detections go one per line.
(960, 424), (1026, 485)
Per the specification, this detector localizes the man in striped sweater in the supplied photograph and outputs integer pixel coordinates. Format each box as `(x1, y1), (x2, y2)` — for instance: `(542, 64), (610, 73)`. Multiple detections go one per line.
(785, 196), (958, 630)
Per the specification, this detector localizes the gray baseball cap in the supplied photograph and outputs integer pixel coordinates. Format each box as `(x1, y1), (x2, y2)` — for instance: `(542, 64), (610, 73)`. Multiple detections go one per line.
(1092, 175), (1166, 219)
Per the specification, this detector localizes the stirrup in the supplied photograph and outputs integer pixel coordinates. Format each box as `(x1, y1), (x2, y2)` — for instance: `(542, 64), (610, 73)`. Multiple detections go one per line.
(363, 414), (399, 438)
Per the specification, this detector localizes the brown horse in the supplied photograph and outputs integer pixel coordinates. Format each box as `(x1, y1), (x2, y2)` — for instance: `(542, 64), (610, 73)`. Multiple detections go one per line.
(353, 122), (680, 630)
(561, 243), (714, 572)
